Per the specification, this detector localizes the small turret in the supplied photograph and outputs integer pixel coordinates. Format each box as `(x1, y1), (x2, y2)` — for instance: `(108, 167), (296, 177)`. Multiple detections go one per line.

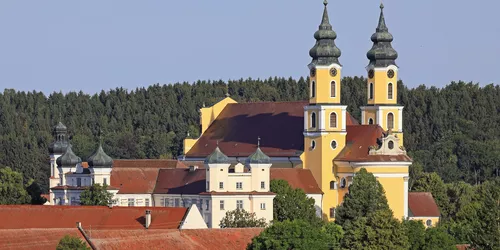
(309, 0), (342, 66)
(367, 3), (398, 68)
(246, 137), (271, 165)
(204, 144), (230, 165)
(87, 145), (113, 168)
(48, 122), (70, 154)
(56, 146), (81, 167)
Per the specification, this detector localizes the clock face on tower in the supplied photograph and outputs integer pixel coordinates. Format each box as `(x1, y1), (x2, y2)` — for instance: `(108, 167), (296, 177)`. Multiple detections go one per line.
(310, 68), (316, 77)
(387, 69), (395, 79)
(330, 68), (337, 77)
(368, 69), (374, 79)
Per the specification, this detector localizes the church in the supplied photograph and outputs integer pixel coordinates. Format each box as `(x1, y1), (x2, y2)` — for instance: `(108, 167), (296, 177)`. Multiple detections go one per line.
(47, 2), (440, 228)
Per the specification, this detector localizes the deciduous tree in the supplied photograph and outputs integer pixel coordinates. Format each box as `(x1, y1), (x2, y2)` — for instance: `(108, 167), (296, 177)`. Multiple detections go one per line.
(270, 179), (320, 225)
(219, 208), (267, 228)
(56, 235), (89, 250)
(79, 184), (113, 206)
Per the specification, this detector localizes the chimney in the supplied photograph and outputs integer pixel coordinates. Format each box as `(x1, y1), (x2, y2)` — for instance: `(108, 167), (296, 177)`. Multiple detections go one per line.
(76, 222), (82, 229)
(189, 165), (198, 172)
(145, 210), (151, 229)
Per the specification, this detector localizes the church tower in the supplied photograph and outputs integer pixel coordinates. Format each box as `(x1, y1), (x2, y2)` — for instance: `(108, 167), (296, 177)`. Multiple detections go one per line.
(361, 4), (404, 144)
(304, 0), (346, 220)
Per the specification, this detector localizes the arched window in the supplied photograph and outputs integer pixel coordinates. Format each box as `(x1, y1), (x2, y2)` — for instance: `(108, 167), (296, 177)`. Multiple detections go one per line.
(330, 181), (336, 190)
(311, 81), (316, 98)
(369, 83), (374, 100)
(330, 112), (337, 128)
(388, 83), (393, 99)
(388, 140), (394, 149)
(368, 118), (374, 125)
(311, 112), (316, 128)
(330, 81), (336, 97)
(387, 113), (394, 130)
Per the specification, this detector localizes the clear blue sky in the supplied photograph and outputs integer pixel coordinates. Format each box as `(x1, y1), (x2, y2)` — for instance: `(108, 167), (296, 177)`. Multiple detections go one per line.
(0, 0), (498, 94)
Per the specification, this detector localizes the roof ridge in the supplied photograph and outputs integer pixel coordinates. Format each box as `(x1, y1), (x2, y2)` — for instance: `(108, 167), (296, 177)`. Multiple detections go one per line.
(227, 100), (308, 105)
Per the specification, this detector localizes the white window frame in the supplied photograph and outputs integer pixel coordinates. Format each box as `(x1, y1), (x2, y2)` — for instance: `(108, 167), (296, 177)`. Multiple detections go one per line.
(237, 200), (243, 209)
(236, 182), (243, 190)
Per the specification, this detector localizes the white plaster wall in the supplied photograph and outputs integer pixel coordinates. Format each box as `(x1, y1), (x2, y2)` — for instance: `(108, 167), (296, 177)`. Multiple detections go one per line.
(114, 194), (153, 207)
(307, 194), (323, 218)
(180, 205), (208, 229)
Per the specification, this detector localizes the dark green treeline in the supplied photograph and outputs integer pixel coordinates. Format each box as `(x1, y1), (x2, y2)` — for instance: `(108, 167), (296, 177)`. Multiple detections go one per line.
(0, 77), (499, 191)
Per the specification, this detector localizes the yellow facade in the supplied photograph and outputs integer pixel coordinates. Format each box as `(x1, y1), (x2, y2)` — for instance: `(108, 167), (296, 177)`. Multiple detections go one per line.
(309, 66), (342, 104)
(367, 67), (398, 105)
(409, 216), (440, 228)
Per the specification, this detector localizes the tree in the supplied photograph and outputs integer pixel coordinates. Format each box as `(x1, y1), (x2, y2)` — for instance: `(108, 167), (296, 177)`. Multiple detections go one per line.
(403, 220), (426, 250)
(421, 227), (456, 250)
(26, 180), (47, 205)
(247, 220), (341, 250)
(335, 168), (408, 249)
(270, 179), (320, 225)
(56, 235), (89, 250)
(219, 208), (267, 228)
(470, 178), (500, 249)
(411, 172), (450, 218)
(0, 167), (30, 205)
(79, 184), (113, 206)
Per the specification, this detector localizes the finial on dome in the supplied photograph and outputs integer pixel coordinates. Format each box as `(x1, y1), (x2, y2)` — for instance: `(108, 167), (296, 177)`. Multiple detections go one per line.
(257, 136), (261, 147)
(324, 0), (328, 6)
(380, 2), (384, 10)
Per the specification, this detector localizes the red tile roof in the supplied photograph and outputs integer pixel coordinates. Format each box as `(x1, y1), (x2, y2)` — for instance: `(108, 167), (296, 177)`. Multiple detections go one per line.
(109, 159), (187, 194)
(88, 228), (264, 250)
(0, 205), (188, 230)
(0, 228), (87, 250)
(335, 125), (412, 162)
(154, 168), (207, 194)
(153, 167), (322, 195)
(270, 168), (323, 194)
(186, 101), (358, 158)
(51, 185), (120, 191)
(408, 192), (441, 217)
(200, 192), (275, 196)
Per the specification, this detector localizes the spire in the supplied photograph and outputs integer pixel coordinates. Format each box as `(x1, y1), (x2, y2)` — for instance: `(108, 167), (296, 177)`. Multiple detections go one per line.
(367, 3), (398, 68)
(246, 137), (271, 165)
(309, 0), (341, 66)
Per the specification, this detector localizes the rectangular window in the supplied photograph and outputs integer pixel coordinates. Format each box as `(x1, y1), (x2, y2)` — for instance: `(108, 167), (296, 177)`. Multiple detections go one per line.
(71, 197), (75, 205)
(163, 198), (169, 207)
(205, 200), (210, 211)
(236, 182), (243, 190)
(260, 181), (265, 189)
(206, 181), (210, 191)
(330, 207), (336, 218)
(220, 200), (225, 210)
(175, 198), (180, 207)
(103, 178), (107, 186)
(76, 178), (81, 187)
(260, 203), (266, 210)
(128, 198), (135, 207)
(237, 200), (243, 209)
(145, 199), (150, 207)
(191, 199), (197, 207)
(198, 200), (203, 210)
(219, 182), (224, 190)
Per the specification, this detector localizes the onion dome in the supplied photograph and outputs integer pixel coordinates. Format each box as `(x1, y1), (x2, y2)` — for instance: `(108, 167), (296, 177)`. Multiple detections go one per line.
(48, 122), (70, 154)
(309, 0), (341, 66)
(246, 147), (271, 165)
(87, 144), (113, 168)
(367, 4), (398, 68)
(204, 145), (230, 164)
(56, 146), (82, 167)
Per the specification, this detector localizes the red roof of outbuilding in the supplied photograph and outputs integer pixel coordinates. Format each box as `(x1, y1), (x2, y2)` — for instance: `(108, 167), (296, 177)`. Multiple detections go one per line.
(335, 125), (412, 162)
(0, 205), (187, 230)
(185, 101), (358, 158)
(270, 168), (323, 194)
(0, 228), (87, 250)
(408, 192), (441, 217)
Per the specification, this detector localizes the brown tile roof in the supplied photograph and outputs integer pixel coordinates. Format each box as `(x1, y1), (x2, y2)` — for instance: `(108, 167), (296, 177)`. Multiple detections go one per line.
(153, 167), (321, 195)
(186, 101), (358, 158)
(154, 168), (207, 194)
(0, 228), (87, 250)
(85, 228), (264, 250)
(0, 205), (188, 230)
(109, 159), (187, 194)
(408, 192), (441, 217)
(51, 185), (120, 191)
(270, 168), (323, 194)
(335, 125), (412, 162)
(200, 192), (275, 196)
(113, 159), (187, 169)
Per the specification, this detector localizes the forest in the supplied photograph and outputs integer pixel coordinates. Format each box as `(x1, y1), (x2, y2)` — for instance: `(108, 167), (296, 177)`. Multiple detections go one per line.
(0, 76), (499, 192)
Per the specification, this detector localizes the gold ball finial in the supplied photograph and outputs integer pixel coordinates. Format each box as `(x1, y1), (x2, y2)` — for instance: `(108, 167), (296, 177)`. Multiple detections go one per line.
(380, 2), (384, 10)
(323, 0), (328, 6)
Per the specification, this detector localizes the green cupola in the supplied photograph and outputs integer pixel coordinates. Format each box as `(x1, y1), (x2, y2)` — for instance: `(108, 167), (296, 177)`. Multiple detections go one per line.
(204, 145), (230, 165)
(309, 0), (341, 66)
(367, 3), (398, 68)
(246, 138), (271, 165)
(56, 146), (82, 167)
(88, 144), (113, 168)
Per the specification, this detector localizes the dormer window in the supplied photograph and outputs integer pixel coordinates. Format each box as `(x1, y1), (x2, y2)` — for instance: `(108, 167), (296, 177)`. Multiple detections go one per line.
(388, 141), (394, 150)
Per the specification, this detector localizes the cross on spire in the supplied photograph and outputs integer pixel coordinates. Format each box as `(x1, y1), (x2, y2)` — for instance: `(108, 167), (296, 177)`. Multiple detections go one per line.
(323, 0), (328, 6)
(257, 136), (261, 147)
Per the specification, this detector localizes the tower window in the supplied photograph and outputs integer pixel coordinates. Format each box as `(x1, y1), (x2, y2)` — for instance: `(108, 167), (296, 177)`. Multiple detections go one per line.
(311, 81), (316, 98)
(329, 112), (337, 128)
(331, 140), (337, 150)
(387, 113), (394, 130)
(368, 118), (374, 125)
(388, 83), (393, 99)
(330, 81), (336, 97)
(330, 181), (336, 190)
(369, 83), (374, 100)
(388, 140), (395, 150)
(330, 207), (336, 218)
(311, 140), (316, 150)
(310, 112), (316, 129)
